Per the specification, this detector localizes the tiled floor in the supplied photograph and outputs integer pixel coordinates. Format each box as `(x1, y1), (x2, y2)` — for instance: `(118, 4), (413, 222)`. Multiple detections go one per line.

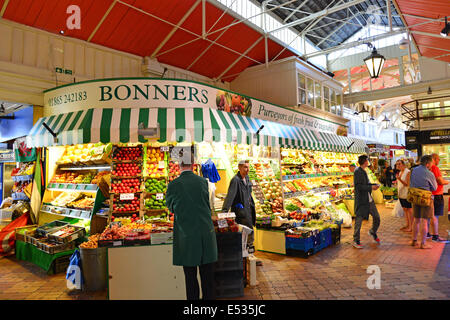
(0, 203), (449, 300)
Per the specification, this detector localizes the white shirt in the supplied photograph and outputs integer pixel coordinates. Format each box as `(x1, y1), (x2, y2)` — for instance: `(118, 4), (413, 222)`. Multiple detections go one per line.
(397, 168), (410, 199)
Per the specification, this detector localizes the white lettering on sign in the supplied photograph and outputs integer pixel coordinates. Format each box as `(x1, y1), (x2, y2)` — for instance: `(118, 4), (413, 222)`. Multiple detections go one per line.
(120, 193), (134, 201)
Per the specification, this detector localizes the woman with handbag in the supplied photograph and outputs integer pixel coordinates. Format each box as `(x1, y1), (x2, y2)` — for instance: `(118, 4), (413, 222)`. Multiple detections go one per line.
(396, 160), (412, 232)
(408, 155), (438, 249)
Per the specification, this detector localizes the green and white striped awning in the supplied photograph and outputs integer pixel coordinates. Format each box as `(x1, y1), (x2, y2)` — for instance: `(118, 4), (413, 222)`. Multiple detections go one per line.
(26, 107), (366, 154)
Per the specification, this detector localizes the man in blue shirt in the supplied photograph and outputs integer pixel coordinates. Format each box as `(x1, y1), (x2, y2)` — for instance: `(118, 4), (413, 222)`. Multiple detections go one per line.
(409, 155), (437, 249)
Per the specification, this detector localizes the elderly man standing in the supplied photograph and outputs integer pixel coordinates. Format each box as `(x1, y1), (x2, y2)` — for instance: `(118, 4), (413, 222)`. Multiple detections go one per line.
(166, 149), (218, 300)
(223, 160), (256, 253)
(409, 155), (438, 249)
(429, 153), (449, 242)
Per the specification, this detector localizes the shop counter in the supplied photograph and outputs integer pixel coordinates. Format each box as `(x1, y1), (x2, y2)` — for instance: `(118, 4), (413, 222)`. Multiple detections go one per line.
(107, 244), (186, 300)
(15, 240), (75, 274)
(254, 228), (286, 255)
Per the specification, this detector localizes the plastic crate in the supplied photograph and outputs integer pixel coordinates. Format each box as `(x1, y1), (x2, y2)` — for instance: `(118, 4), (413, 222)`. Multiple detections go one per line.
(215, 232), (242, 252)
(48, 225), (86, 244)
(285, 234), (319, 252)
(214, 271), (244, 298)
(315, 228), (332, 252)
(53, 255), (71, 274)
(215, 257), (244, 272)
(331, 225), (341, 245)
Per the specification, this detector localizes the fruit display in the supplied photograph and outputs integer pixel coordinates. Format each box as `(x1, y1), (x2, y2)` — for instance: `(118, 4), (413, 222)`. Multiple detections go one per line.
(111, 178), (141, 193)
(168, 161), (181, 182)
(144, 178), (167, 193)
(50, 171), (95, 184)
(49, 192), (80, 207)
(112, 194), (140, 213)
(12, 181), (30, 193)
(112, 163), (142, 177)
(80, 234), (101, 249)
(144, 194), (167, 211)
(11, 162), (35, 176)
(99, 224), (129, 240)
(213, 217), (240, 233)
(91, 171), (110, 185)
(58, 143), (112, 164)
(113, 145), (142, 161)
(67, 195), (95, 209)
(146, 147), (166, 178)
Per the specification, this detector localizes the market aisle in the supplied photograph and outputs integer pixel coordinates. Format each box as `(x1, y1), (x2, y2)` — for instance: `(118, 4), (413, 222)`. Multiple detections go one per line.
(0, 203), (448, 300)
(240, 202), (450, 300)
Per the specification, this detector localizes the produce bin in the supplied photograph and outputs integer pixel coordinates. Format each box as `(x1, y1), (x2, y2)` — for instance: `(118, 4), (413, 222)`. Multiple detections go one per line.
(80, 247), (108, 291)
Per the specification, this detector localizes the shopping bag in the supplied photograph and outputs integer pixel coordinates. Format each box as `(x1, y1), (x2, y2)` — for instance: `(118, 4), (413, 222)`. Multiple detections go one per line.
(66, 249), (83, 290)
(238, 225), (253, 258)
(393, 200), (404, 218)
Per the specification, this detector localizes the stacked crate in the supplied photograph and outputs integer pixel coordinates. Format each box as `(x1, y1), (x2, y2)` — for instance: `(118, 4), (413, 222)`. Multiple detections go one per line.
(214, 232), (244, 298)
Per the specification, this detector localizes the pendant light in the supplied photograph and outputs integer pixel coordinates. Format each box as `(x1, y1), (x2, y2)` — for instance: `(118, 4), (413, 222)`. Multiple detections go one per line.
(364, 45), (386, 79)
(359, 104), (369, 122)
(382, 114), (390, 129)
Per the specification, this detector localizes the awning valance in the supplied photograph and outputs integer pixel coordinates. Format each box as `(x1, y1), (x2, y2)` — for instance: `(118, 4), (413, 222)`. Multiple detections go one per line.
(26, 108), (366, 154)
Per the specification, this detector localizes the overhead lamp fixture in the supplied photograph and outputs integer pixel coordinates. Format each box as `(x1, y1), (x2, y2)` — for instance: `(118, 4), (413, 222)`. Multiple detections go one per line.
(441, 16), (449, 37)
(382, 114), (391, 129)
(427, 87), (432, 95)
(363, 43), (386, 79)
(359, 104), (369, 122)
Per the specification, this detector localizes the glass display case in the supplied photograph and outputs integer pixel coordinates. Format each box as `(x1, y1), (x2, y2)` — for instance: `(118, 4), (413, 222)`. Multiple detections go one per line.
(423, 144), (450, 193)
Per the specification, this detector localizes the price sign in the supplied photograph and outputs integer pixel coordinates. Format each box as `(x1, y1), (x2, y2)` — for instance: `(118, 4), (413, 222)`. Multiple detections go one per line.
(158, 161), (165, 169)
(156, 193), (164, 200)
(218, 212), (236, 219)
(113, 241), (122, 246)
(218, 219), (228, 229)
(259, 199), (265, 205)
(160, 146), (169, 152)
(120, 193), (134, 201)
(92, 146), (104, 155)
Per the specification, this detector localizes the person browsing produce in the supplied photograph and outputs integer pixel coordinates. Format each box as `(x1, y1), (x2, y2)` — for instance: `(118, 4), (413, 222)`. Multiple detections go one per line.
(166, 147), (218, 300)
(222, 159), (256, 253)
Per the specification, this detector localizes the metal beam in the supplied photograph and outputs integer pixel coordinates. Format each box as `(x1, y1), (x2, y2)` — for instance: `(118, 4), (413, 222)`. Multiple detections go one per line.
(410, 30), (450, 40)
(391, 0), (420, 56)
(216, 36), (264, 80)
(0, 0), (10, 17)
(87, 0), (117, 42)
(387, 0), (392, 32)
(202, 0), (206, 38)
(301, 0), (340, 36)
(283, 0), (309, 23)
(315, 9), (360, 47)
(150, 0), (201, 58)
(186, 19), (238, 70)
(269, 0), (366, 34)
(306, 29), (405, 58)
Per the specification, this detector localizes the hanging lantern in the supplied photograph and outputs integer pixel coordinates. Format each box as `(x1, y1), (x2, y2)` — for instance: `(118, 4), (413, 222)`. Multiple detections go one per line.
(364, 47), (386, 79)
(382, 114), (390, 129)
(359, 104), (369, 122)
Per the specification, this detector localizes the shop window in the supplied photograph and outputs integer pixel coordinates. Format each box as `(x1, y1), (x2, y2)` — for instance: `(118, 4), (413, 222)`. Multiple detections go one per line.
(315, 82), (322, 109)
(359, 122), (365, 136)
(422, 102), (440, 121)
(307, 78), (314, 106)
(444, 100), (450, 117)
(354, 121), (359, 135)
(324, 86), (330, 112)
(337, 94), (343, 116)
(297, 73), (307, 105)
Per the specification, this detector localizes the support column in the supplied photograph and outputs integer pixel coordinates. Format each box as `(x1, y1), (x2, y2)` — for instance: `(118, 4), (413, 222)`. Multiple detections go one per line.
(347, 67), (352, 94)
(398, 57), (405, 85)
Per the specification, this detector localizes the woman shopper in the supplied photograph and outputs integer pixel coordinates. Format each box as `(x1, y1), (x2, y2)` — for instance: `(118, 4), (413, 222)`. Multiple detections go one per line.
(396, 160), (412, 232)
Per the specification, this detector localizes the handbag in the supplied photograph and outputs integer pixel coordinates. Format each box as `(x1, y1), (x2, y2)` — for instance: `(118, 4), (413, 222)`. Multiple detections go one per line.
(407, 187), (432, 207)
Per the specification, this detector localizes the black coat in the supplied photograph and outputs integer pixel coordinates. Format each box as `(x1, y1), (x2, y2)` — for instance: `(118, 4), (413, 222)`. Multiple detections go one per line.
(222, 172), (256, 228)
(354, 167), (373, 219)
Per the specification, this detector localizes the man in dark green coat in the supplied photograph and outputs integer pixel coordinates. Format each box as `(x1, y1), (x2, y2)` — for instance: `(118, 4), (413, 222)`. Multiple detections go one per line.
(166, 152), (218, 300)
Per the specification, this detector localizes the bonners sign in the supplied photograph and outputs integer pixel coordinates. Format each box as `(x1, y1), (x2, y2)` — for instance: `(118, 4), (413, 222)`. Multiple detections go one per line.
(44, 78), (345, 135)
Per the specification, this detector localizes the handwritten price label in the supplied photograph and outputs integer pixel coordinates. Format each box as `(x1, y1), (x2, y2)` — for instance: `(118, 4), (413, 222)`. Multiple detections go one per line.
(218, 219), (228, 229)
(158, 161), (165, 169)
(120, 193), (134, 201)
(156, 193), (164, 200)
(218, 212), (236, 219)
(160, 146), (169, 152)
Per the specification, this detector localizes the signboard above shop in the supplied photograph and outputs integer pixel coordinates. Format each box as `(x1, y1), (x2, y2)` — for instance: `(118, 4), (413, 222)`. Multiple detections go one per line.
(43, 78), (347, 136)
